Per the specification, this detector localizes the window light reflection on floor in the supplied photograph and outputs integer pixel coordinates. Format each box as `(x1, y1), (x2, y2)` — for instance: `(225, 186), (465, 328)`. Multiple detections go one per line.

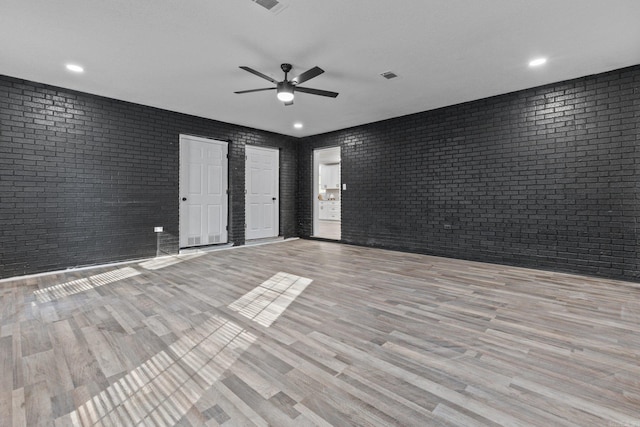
(58, 271), (312, 425)
(228, 271), (313, 327)
(33, 267), (141, 303)
(138, 252), (206, 271)
(61, 314), (257, 426)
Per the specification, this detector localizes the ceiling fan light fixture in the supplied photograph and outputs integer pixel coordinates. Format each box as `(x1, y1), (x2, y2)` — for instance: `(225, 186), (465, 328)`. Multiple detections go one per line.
(277, 91), (294, 102)
(276, 81), (294, 102)
(236, 64), (337, 103)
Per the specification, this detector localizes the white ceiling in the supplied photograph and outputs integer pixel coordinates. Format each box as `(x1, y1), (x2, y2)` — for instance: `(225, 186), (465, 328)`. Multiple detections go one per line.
(2, 0), (639, 138)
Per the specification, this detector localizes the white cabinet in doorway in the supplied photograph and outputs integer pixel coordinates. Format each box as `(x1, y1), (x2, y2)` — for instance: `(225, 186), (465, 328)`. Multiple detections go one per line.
(319, 201), (340, 221)
(320, 163), (340, 189)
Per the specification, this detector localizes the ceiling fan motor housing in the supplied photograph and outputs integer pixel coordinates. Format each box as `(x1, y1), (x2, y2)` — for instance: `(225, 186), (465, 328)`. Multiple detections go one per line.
(277, 80), (295, 91)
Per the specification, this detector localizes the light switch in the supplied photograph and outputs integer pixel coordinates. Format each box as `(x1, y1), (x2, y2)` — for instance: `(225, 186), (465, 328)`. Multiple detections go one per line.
(342, 183), (347, 190)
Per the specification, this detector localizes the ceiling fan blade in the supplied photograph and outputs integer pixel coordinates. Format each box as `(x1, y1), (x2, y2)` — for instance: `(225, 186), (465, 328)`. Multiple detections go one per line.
(234, 88), (275, 94)
(291, 66), (324, 85)
(295, 86), (339, 98)
(239, 66), (278, 84)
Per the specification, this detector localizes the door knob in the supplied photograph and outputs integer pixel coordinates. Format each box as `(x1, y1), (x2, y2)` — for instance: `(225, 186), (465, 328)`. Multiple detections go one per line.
(272, 197), (277, 201)
(182, 197), (187, 201)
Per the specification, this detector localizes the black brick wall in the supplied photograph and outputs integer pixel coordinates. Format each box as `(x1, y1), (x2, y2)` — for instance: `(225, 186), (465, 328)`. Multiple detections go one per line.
(0, 75), (297, 279)
(3, 65), (638, 281)
(298, 65), (640, 281)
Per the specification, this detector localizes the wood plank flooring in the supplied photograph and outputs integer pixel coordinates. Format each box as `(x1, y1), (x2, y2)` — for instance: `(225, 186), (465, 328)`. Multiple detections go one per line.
(314, 220), (341, 240)
(1, 239), (639, 426)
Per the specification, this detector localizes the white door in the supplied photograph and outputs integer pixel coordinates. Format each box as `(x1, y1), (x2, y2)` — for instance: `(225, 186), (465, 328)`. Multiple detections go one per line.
(179, 135), (228, 248)
(245, 146), (279, 240)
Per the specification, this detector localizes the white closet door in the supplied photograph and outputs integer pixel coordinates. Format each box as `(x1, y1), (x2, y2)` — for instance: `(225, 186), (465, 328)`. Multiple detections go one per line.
(245, 146), (279, 240)
(179, 135), (228, 247)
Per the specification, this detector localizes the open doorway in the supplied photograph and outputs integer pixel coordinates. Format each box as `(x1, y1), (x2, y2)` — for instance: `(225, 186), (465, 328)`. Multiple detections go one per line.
(313, 147), (341, 240)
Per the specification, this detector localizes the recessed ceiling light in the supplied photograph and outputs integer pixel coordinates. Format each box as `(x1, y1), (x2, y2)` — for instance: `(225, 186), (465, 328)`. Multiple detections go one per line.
(529, 58), (547, 67)
(66, 64), (84, 73)
(293, 122), (303, 129)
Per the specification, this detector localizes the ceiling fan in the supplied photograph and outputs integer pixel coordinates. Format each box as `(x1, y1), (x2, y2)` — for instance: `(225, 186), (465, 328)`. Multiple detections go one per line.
(234, 63), (338, 105)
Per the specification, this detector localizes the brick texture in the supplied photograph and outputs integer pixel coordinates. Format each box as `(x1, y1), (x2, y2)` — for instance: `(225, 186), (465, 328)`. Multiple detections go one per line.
(3, 65), (639, 281)
(0, 75), (296, 279)
(298, 65), (640, 281)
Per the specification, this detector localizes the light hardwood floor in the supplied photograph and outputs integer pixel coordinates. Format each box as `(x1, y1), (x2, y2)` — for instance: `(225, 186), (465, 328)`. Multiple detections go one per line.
(1, 240), (639, 426)
(314, 220), (341, 240)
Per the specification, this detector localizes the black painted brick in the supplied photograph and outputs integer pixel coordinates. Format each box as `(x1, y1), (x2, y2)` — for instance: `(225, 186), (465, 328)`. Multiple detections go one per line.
(0, 75), (297, 279)
(298, 65), (640, 281)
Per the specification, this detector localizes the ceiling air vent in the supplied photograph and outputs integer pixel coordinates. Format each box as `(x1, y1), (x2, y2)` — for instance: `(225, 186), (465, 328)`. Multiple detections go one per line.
(251, 0), (288, 14)
(380, 71), (399, 80)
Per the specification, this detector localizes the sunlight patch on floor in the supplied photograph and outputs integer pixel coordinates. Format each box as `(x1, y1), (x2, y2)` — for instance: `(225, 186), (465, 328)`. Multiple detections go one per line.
(228, 271), (312, 327)
(138, 253), (206, 271)
(33, 267), (140, 303)
(57, 271), (312, 426)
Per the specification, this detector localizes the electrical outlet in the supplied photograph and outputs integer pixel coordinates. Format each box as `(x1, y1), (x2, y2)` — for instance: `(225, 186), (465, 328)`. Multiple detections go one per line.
(154, 226), (163, 233)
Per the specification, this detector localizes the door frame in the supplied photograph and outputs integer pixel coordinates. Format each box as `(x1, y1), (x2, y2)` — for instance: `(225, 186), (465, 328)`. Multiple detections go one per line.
(312, 146), (341, 238)
(245, 145), (280, 240)
(178, 134), (229, 248)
